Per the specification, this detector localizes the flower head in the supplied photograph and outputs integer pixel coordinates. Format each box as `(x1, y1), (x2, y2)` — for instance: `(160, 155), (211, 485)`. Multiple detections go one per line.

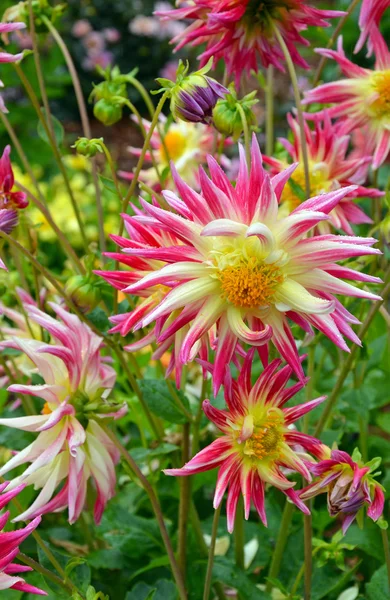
(103, 135), (381, 394)
(354, 0), (390, 56)
(300, 448), (385, 534)
(156, 0), (343, 85)
(0, 483), (46, 595)
(264, 113), (383, 234)
(213, 85), (259, 141)
(165, 351), (327, 532)
(304, 33), (390, 169)
(0, 303), (124, 524)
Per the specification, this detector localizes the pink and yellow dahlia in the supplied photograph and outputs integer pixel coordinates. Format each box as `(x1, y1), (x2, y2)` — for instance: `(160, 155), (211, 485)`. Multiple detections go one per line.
(120, 115), (227, 191)
(304, 33), (390, 169)
(101, 136), (381, 393)
(300, 448), (385, 534)
(165, 351), (327, 532)
(156, 0), (343, 84)
(354, 0), (390, 56)
(0, 483), (46, 595)
(0, 303), (124, 524)
(264, 113), (382, 234)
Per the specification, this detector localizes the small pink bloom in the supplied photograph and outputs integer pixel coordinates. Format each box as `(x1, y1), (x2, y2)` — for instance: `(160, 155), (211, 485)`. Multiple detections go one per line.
(0, 21), (25, 63)
(301, 449), (385, 534)
(0, 146), (28, 210)
(264, 112), (383, 234)
(165, 351), (327, 532)
(71, 19), (93, 38)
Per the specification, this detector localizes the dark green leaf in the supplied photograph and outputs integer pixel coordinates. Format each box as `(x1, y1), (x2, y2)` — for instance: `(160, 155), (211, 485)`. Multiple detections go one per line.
(86, 307), (111, 333)
(366, 564), (390, 600)
(139, 379), (191, 424)
(212, 557), (271, 599)
(37, 109), (64, 146)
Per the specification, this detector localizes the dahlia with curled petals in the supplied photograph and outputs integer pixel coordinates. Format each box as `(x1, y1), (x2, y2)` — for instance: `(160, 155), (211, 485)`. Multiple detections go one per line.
(100, 136), (381, 394)
(156, 0), (344, 84)
(304, 32), (390, 169)
(264, 113), (383, 234)
(0, 483), (46, 595)
(0, 303), (124, 524)
(300, 448), (385, 534)
(165, 351), (327, 532)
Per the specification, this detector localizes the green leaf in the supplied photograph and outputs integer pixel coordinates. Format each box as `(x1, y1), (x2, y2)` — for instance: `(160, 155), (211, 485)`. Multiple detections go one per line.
(376, 413), (390, 434)
(212, 557), (271, 599)
(37, 109), (64, 146)
(98, 174), (119, 196)
(343, 522), (384, 561)
(125, 579), (177, 600)
(139, 379), (191, 424)
(366, 564), (390, 600)
(130, 443), (179, 464)
(86, 307), (111, 333)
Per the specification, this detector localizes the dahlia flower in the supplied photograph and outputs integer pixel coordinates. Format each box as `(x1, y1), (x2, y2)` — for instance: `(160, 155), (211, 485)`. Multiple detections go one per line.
(165, 351), (327, 532)
(0, 482), (46, 595)
(0, 21), (25, 63)
(103, 136), (381, 394)
(354, 0), (390, 56)
(304, 33), (390, 169)
(264, 113), (383, 234)
(120, 115), (228, 191)
(0, 303), (124, 524)
(156, 0), (343, 84)
(300, 449), (385, 534)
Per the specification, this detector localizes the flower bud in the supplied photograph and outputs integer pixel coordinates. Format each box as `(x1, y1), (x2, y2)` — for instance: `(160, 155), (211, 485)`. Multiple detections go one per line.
(93, 99), (122, 126)
(155, 58), (227, 124)
(73, 137), (104, 158)
(212, 85), (258, 140)
(65, 275), (102, 313)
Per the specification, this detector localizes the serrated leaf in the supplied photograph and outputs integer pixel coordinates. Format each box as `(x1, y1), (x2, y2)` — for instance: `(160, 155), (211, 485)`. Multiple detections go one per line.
(37, 109), (64, 146)
(366, 564), (390, 600)
(139, 379), (191, 424)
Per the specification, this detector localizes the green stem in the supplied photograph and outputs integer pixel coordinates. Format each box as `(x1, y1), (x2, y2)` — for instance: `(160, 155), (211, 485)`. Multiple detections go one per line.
(303, 344), (315, 434)
(303, 510), (312, 600)
(266, 501), (295, 593)
(314, 267), (390, 436)
(192, 377), (208, 455)
(234, 496), (245, 570)
(17, 553), (74, 595)
(203, 505), (221, 600)
(265, 65), (274, 156)
(236, 103), (251, 167)
(271, 22), (310, 198)
(313, 0), (361, 86)
(178, 422), (191, 579)
(42, 14), (105, 255)
(101, 424), (188, 600)
(290, 562), (305, 597)
(381, 528), (390, 593)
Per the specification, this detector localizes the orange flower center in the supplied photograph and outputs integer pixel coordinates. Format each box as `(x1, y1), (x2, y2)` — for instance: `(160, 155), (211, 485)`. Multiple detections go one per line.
(41, 402), (52, 415)
(160, 130), (187, 162)
(244, 414), (284, 460)
(370, 70), (390, 118)
(218, 258), (283, 308)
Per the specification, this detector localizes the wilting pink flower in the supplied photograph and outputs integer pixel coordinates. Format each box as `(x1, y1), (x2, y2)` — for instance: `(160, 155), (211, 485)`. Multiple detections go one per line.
(0, 22), (25, 63)
(0, 303), (124, 524)
(102, 136), (381, 394)
(264, 113), (383, 234)
(304, 32), (390, 169)
(120, 115), (228, 191)
(165, 351), (327, 532)
(300, 449), (385, 534)
(354, 0), (390, 56)
(0, 483), (46, 595)
(156, 0), (343, 84)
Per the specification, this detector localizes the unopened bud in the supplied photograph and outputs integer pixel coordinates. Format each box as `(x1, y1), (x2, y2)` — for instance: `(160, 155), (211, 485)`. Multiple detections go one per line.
(213, 86), (258, 141)
(65, 275), (102, 313)
(73, 137), (104, 157)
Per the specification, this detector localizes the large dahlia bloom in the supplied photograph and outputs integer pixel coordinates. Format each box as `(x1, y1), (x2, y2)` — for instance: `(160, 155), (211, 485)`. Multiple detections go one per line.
(101, 136), (381, 394)
(354, 0), (390, 56)
(156, 0), (343, 84)
(0, 303), (124, 524)
(120, 115), (226, 191)
(0, 483), (46, 595)
(300, 449), (385, 534)
(304, 33), (390, 169)
(166, 352), (327, 532)
(264, 113), (382, 234)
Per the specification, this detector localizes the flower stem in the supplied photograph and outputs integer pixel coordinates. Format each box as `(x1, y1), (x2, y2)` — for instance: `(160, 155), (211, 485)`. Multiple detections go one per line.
(381, 528), (390, 593)
(17, 552), (74, 594)
(236, 103), (251, 167)
(265, 65), (274, 156)
(265, 500), (295, 593)
(314, 266), (390, 436)
(271, 22), (310, 198)
(303, 510), (312, 600)
(178, 422), (191, 579)
(203, 505), (222, 600)
(234, 496), (245, 570)
(42, 15), (105, 255)
(101, 424), (188, 600)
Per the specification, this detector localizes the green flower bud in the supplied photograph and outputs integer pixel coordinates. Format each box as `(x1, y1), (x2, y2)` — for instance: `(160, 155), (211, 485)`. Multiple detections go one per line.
(212, 85), (258, 141)
(65, 275), (102, 313)
(73, 137), (104, 157)
(3, 0), (66, 30)
(93, 99), (122, 126)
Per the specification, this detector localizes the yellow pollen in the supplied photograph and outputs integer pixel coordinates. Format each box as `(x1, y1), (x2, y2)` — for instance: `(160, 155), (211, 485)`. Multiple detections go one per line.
(160, 130), (187, 162)
(370, 70), (390, 118)
(244, 415), (284, 460)
(281, 161), (331, 211)
(41, 402), (52, 415)
(218, 259), (283, 308)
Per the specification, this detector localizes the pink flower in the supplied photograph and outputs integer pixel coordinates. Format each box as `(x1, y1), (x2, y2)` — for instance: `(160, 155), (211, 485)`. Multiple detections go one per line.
(165, 351), (327, 532)
(100, 136), (381, 394)
(264, 113), (383, 234)
(300, 449), (385, 534)
(156, 0), (344, 85)
(354, 0), (390, 56)
(0, 21), (25, 63)
(0, 483), (46, 595)
(0, 303), (124, 524)
(304, 32), (390, 169)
